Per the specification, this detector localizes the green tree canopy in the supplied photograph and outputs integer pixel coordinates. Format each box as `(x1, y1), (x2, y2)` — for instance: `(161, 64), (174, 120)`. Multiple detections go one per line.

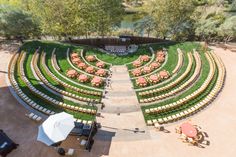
(0, 4), (40, 39)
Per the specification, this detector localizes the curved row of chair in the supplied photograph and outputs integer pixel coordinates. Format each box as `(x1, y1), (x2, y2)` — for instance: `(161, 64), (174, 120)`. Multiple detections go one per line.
(139, 51), (201, 103)
(48, 49), (104, 92)
(9, 52), (56, 115)
(138, 52), (193, 96)
(9, 52), (95, 124)
(42, 51), (102, 96)
(172, 48), (183, 74)
(134, 49), (186, 92)
(52, 50), (61, 71)
(33, 52), (100, 103)
(146, 51), (225, 125)
(80, 50), (110, 72)
(19, 52), (97, 115)
(144, 51), (215, 115)
(66, 48), (106, 79)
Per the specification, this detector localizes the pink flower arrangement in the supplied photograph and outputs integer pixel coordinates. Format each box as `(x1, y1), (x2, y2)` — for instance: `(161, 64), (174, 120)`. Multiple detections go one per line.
(72, 57), (81, 65)
(71, 53), (79, 59)
(150, 62), (160, 70)
(91, 76), (103, 87)
(86, 55), (96, 62)
(156, 51), (165, 57)
(77, 62), (87, 69)
(96, 69), (106, 77)
(78, 74), (89, 83)
(85, 66), (95, 74)
(136, 77), (148, 87)
(133, 60), (142, 68)
(156, 56), (165, 63)
(140, 55), (150, 62)
(66, 69), (78, 78)
(132, 69), (142, 76)
(96, 61), (105, 68)
(149, 75), (160, 84)
(143, 66), (152, 74)
(159, 70), (170, 79)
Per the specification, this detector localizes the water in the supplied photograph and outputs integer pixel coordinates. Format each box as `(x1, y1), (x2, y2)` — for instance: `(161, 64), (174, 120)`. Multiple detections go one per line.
(119, 14), (144, 35)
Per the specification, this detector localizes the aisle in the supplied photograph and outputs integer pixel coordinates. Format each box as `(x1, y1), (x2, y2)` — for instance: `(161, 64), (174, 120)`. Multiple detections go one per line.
(101, 65), (140, 113)
(96, 65), (149, 142)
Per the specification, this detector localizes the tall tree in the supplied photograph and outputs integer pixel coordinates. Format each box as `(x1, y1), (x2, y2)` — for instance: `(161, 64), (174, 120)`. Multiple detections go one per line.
(143, 0), (196, 40)
(79, 0), (124, 37)
(0, 4), (40, 41)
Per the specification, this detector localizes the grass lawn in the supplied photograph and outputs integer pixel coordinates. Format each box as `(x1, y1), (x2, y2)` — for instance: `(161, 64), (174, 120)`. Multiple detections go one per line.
(141, 50), (217, 121)
(86, 46), (151, 65)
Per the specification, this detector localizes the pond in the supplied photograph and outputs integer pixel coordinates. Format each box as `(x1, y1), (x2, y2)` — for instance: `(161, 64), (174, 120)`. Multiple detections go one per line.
(119, 13), (144, 35)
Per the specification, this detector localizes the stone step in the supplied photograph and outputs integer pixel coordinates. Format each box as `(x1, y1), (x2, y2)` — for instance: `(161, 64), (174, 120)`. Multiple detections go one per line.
(100, 104), (140, 113)
(105, 91), (136, 97)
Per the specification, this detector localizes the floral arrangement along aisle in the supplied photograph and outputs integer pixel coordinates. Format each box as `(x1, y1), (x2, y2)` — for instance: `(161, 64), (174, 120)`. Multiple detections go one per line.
(78, 74), (89, 83)
(96, 61), (105, 68)
(133, 60), (142, 68)
(132, 69), (142, 76)
(91, 76), (103, 87)
(96, 69), (106, 77)
(136, 77), (148, 87)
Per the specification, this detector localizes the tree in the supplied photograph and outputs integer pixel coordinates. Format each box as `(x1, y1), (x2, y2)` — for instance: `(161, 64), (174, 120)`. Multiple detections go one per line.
(0, 4), (40, 41)
(79, 0), (124, 37)
(134, 16), (155, 37)
(193, 0), (236, 42)
(24, 0), (124, 38)
(218, 16), (236, 43)
(143, 0), (196, 40)
(25, 0), (83, 38)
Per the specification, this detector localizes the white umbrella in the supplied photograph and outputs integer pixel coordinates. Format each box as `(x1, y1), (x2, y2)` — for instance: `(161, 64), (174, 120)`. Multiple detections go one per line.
(37, 112), (75, 145)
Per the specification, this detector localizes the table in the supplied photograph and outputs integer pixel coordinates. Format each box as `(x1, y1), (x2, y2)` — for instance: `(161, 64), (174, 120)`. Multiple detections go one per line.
(180, 122), (197, 138)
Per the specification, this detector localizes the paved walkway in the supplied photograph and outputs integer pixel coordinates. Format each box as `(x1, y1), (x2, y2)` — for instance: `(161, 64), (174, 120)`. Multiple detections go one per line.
(98, 65), (149, 141)
(102, 65), (140, 113)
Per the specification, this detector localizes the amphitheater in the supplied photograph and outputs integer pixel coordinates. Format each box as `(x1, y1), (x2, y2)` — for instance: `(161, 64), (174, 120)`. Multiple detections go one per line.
(1, 41), (236, 157)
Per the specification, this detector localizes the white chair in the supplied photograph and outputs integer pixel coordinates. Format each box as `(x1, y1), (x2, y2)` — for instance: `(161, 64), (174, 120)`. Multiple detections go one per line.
(66, 148), (75, 156)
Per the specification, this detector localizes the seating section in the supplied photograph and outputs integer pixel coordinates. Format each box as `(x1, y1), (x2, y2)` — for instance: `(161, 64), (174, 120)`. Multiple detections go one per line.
(129, 48), (165, 77)
(8, 53), (55, 116)
(33, 52), (100, 103)
(138, 52), (193, 97)
(172, 48), (183, 74)
(66, 48), (107, 79)
(145, 51), (225, 125)
(8, 42), (225, 126)
(133, 48), (188, 91)
(139, 51), (201, 103)
(80, 50), (110, 72)
(43, 50), (102, 95)
(20, 52), (97, 115)
(8, 48), (102, 124)
(52, 50), (61, 71)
